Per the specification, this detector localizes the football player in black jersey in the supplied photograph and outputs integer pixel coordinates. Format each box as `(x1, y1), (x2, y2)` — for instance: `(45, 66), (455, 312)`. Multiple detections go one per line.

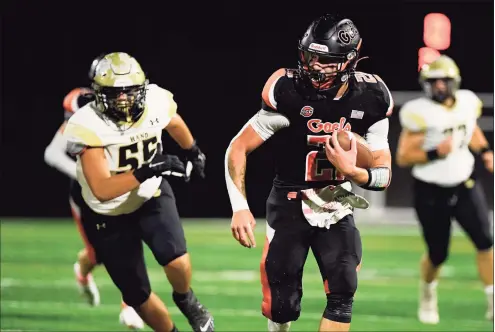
(225, 14), (393, 331)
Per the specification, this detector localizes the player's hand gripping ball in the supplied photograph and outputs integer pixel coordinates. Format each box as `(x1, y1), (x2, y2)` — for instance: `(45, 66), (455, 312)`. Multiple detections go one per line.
(325, 131), (374, 173)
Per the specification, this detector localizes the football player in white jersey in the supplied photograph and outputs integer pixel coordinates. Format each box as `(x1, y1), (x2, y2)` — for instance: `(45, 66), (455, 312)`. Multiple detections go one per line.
(45, 56), (146, 329)
(396, 55), (494, 324)
(63, 52), (213, 332)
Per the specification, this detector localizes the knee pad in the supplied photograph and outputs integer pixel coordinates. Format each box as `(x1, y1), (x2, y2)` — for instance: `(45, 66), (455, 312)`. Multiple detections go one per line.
(122, 285), (151, 309)
(266, 302), (301, 324)
(269, 310), (300, 325)
(429, 250), (448, 266)
(323, 293), (354, 323)
(326, 264), (358, 295)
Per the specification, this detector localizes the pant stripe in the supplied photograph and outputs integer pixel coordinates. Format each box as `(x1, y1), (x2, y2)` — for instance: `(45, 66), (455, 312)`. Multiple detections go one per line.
(260, 236), (272, 319)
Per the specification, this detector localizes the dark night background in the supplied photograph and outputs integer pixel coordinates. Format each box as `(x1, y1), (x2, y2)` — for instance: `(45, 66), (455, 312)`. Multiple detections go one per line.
(1, 0), (493, 218)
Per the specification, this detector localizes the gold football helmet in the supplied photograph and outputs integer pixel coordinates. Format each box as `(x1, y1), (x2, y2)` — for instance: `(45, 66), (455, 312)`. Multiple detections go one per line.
(91, 52), (148, 124)
(419, 55), (461, 103)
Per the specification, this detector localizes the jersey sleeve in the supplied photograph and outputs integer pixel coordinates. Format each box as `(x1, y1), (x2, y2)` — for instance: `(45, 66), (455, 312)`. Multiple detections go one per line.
(475, 97), (483, 118)
(261, 68), (286, 111)
(63, 118), (103, 156)
(147, 84), (178, 127)
(399, 101), (427, 132)
(161, 89), (178, 125)
(365, 118), (389, 151)
(249, 110), (290, 141)
(468, 90), (483, 118)
(373, 75), (394, 116)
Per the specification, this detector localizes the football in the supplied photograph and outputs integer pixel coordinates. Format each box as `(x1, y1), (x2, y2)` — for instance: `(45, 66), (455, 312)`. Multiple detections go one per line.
(329, 131), (374, 169)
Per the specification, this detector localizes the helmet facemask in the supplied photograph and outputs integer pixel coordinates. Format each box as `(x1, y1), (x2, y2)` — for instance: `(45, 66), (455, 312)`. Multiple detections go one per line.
(422, 78), (459, 103)
(297, 15), (362, 93)
(94, 84), (147, 124)
(419, 55), (461, 105)
(91, 52), (148, 129)
(298, 47), (358, 91)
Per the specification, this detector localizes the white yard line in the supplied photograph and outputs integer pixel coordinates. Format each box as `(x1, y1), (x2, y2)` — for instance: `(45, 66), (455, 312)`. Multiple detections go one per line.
(1, 300), (489, 328)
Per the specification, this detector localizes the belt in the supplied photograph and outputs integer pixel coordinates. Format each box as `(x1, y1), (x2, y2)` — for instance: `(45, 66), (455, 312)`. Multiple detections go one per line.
(287, 186), (337, 201)
(287, 191), (301, 200)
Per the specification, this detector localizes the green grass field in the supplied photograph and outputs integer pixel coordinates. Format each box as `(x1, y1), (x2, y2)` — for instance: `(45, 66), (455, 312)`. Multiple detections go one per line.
(1, 218), (493, 331)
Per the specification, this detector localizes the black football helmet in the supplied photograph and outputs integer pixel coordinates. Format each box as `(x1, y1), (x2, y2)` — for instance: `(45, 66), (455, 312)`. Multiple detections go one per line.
(298, 14), (362, 91)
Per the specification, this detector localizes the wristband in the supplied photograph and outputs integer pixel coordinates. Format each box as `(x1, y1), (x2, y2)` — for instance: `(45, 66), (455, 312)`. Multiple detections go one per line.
(480, 146), (491, 155)
(360, 167), (391, 191)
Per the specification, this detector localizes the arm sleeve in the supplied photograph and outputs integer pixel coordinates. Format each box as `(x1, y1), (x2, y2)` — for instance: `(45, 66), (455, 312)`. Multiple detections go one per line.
(44, 130), (77, 179)
(365, 118), (389, 151)
(225, 121), (251, 213)
(249, 110), (290, 141)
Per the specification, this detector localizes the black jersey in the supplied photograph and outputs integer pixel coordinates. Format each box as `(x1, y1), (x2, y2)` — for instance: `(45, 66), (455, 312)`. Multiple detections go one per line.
(260, 68), (393, 190)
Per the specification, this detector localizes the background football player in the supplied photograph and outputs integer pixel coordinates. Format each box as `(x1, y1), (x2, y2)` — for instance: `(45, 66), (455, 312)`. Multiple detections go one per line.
(44, 86), (100, 303)
(226, 14), (393, 332)
(63, 52), (212, 332)
(44, 57), (146, 329)
(396, 55), (494, 324)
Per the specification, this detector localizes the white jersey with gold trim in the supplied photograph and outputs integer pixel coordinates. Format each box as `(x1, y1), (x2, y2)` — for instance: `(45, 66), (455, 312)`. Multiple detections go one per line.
(64, 84), (177, 215)
(399, 89), (482, 186)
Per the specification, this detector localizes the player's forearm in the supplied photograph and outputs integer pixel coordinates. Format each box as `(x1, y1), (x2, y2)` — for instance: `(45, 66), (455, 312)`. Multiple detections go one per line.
(225, 144), (249, 212)
(44, 131), (77, 179)
(44, 145), (77, 179)
(396, 148), (429, 167)
(166, 115), (194, 149)
(346, 166), (370, 185)
(469, 125), (490, 153)
(91, 172), (141, 202)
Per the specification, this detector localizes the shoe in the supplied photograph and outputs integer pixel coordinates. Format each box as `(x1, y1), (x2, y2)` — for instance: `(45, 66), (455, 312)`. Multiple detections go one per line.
(486, 291), (493, 320)
(73, 262), (100, 306)
(119, 304), (145, 330)
(418, 281), (439, 324)
(174, 290), (214, 332)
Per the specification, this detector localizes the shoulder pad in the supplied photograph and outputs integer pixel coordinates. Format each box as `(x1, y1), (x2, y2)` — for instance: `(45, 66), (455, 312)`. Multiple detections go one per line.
(146, 84), (178, 125)
(399, 98), (429, 132)
(64, 109), (103, 151)
(457, 89), (483, 118)
(352, 72), (394, 116)
(261, 68), (286, 110)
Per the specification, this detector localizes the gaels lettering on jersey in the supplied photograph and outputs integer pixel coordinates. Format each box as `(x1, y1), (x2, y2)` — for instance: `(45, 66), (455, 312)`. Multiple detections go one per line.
(307, 117), (352, 133)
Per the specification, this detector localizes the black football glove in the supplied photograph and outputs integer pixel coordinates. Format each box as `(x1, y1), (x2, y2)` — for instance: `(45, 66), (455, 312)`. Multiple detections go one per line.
(133, 153), (186, 183)
(184, 140), (206, 180)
